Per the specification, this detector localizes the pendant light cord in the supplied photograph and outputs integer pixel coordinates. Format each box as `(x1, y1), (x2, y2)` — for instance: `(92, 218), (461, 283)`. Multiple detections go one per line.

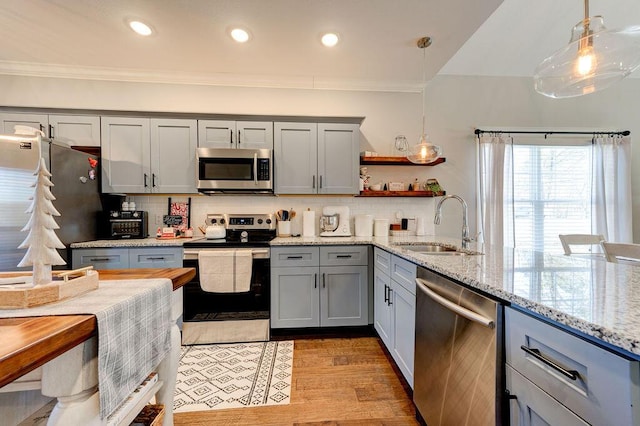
(421, 45), (426, 138)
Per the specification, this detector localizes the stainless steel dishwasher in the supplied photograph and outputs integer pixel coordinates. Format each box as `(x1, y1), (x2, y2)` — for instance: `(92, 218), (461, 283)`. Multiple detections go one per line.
(414, 268), (505, 426)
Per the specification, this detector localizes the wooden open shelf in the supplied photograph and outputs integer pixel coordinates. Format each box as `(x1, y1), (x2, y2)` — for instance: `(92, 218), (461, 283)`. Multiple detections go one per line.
(357, 190), (446, 197)
(360, 156), (446, 166)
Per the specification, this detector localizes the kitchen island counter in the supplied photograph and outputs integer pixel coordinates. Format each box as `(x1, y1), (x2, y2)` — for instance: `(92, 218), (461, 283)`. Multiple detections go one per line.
(0, 267), (195, 388)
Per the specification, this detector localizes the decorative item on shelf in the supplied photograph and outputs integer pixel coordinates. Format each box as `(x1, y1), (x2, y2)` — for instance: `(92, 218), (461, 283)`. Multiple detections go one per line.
(424, 178), (443, 193)
(393, 135), (409, 155)
(413, 178), (420, 191)
(407, 36), (442, 164)
(534, 0), (640, 98)
(388, 182), (404, 191)
(359, 167), (371, 190)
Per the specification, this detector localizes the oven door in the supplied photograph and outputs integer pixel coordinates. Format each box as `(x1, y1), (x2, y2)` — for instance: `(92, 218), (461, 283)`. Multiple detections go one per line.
(197, 148), (272, 192)
(182, 247), (271, 322)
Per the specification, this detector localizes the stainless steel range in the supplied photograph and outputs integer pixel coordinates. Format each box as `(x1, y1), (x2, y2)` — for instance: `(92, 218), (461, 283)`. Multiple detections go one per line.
(182, 213), (276, 345)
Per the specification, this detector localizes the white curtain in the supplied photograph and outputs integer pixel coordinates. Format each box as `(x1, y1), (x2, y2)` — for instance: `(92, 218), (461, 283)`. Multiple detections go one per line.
(592, 135), (633, 242)
(477, 134), (514, 247)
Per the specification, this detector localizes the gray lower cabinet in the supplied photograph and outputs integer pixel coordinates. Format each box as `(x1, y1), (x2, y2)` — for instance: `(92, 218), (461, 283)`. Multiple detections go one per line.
(506, 307), (640, 425)
(374, 247), (416, 388)
(72, 246), (183, 269)
(271, 245), (369, 328)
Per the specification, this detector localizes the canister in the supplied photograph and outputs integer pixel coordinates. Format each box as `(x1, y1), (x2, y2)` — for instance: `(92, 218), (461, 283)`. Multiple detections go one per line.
(355, 214), (374, 237)
(374, 219), (389, 237)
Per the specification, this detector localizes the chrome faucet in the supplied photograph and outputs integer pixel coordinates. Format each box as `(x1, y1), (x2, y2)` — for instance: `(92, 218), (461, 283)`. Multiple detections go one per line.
(434, 194), (473, 249)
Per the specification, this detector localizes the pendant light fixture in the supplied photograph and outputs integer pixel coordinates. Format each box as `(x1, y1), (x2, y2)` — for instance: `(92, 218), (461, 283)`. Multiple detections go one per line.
(407, 36), (442, 164)
(534, 0), (640, 98)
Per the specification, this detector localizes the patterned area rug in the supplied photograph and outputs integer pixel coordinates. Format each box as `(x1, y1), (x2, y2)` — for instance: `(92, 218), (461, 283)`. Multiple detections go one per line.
(174, 341), (293, 413)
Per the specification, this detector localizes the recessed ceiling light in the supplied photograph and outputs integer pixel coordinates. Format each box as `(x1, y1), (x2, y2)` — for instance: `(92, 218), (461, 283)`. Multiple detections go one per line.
(128, 20), (154, 36)
(321, 33), (339, 47)
(230, 28), (251, 43)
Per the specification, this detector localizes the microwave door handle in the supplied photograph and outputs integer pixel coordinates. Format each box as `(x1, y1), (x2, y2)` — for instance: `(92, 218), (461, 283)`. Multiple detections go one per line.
(253, 153), (258, 185)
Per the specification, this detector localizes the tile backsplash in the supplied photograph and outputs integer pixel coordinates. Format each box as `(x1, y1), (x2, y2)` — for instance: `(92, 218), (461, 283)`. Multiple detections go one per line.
(130, 195), (437, 237)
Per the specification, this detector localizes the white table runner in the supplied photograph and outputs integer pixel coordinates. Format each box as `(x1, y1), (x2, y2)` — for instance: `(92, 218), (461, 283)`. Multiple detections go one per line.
(0, 279), (172, 419)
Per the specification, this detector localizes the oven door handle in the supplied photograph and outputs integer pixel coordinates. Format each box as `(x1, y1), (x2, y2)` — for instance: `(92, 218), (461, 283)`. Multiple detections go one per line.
(184, 249), (269, 256)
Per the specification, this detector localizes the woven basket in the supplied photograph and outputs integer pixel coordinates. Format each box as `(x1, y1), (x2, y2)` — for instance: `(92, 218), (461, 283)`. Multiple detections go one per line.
(131, 404), (164, 426)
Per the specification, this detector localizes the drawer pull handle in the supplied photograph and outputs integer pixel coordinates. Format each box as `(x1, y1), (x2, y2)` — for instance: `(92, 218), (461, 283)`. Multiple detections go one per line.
(314, 273), (317, 289)
(147, 257), (166, 260)
(336, 254), (352, 258)
(286, 255), (303, 259)
(89, 257), (111, 262)
(520, 345), (580, 381)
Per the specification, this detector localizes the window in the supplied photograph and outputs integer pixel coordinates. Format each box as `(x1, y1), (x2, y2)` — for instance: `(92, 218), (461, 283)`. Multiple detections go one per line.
(510, 142), (592, 253)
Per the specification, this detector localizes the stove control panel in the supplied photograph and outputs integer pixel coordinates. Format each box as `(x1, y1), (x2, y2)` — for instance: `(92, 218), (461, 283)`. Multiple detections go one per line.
(205, 213), (276, 231)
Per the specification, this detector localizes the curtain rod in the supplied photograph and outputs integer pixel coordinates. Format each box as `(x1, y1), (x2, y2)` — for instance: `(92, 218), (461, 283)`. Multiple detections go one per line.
(474, 128), (630, 137)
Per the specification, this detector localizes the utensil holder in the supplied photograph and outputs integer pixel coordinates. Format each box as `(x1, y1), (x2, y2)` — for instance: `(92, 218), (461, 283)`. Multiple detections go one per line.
(277, 221), (291, 237)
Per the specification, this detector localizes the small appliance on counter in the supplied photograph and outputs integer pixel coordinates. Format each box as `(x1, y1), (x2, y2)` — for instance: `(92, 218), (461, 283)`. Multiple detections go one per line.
(320, 206), (351, 237)
(103, 210), (148, 239)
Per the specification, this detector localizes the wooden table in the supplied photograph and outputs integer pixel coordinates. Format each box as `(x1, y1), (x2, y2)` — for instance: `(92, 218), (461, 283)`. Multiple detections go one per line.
(0, 267), (195, 388)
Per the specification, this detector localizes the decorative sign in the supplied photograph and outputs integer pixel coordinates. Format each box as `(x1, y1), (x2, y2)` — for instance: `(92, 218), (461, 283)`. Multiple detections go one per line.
(163, 215), (183, 226)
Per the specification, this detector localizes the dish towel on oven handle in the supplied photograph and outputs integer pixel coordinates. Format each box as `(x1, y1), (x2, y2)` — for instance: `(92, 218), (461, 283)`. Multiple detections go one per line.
(198, 249), (253, 292)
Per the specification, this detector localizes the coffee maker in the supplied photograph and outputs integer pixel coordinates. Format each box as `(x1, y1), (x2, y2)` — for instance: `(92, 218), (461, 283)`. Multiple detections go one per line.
(320, 206), (351, 236)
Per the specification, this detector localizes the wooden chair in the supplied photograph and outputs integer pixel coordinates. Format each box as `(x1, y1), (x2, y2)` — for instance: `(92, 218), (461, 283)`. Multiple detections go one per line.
(602, 242), (640, 264)
(559, 234), (605, 255)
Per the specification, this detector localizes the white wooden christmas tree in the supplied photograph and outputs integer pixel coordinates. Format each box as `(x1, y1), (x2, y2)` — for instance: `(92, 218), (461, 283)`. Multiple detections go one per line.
(17, 157), (66, 286)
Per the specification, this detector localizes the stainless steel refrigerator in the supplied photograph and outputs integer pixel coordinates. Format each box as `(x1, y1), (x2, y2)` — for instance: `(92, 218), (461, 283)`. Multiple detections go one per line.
(0, 134), (104, 270)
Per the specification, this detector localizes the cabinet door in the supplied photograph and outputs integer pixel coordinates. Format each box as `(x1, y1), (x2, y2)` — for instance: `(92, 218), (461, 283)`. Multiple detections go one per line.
(129, 247), (183, 268)
(391, 280), (415, 388)
(507, 366), (589, 426)
(374, 268), (393, 348)
(274, 122), (317, 194)
(317, 123), (359, 194)
(72, 248), (129, 270)
(236, 121), (273, 149)
(197, 120), (236, 148)
(0, 113), (48, 136)
(101, 117), (150, 193)
(321, 265), (368, 327)
(48, 115), (100, 147)
(271, 266), (319, 328)
(150, 118), (197, 193)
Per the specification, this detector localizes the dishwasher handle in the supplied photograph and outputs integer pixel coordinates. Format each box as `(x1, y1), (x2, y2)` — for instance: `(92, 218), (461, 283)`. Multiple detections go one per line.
(416, 277), (494, 329)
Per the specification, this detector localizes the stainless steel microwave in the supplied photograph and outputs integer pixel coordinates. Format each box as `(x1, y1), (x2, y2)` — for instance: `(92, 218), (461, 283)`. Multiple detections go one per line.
(196, 148), (273, 193)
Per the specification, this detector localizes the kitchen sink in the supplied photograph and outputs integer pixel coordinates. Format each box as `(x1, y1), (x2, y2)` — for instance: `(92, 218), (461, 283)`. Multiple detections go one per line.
(395, 243), (482, 256)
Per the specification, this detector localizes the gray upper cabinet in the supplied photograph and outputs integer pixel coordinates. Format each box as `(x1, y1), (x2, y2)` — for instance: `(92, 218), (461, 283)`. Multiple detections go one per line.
(48, 115), (101, 147)
(0, 113), (48, 136)
(150, 118), (198, 193)
(198, 120), (273, 149)
(102, 117), (197, 193)
(274, 122), (359, 195)
(0, 113), (100, 147)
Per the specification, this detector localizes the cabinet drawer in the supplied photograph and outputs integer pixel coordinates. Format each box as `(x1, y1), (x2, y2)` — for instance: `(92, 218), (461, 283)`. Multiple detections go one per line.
(390, 255), (416, 294)
(506, 307), (640, 426)
(506, 365), (589, 426)
(320, 246), (368, 266)
(271, 246), (319, 267)
(129, 247), (183, 268)
(373, 248), (391, 275)
(72, 248), (129, 269)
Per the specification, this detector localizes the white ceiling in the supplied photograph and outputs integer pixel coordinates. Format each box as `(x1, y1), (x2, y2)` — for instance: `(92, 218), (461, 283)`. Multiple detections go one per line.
(0, 0), (638, 92)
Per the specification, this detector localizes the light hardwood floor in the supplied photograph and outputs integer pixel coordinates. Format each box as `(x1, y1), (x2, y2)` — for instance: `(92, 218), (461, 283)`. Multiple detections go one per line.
(174, 336), (419, 425)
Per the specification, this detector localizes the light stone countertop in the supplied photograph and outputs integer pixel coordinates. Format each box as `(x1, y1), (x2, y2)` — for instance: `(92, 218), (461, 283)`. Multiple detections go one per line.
(71, 237), (190, 248)
(72, 234), (640, 357)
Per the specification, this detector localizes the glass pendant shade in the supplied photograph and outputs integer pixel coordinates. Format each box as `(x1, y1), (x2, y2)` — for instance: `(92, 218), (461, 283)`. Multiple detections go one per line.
(534, 16), (640, 98)
(407, 134), (442, 164)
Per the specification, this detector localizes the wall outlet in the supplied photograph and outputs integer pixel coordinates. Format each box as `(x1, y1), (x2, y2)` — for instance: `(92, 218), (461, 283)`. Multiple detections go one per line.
(155, 214), (162, 225)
